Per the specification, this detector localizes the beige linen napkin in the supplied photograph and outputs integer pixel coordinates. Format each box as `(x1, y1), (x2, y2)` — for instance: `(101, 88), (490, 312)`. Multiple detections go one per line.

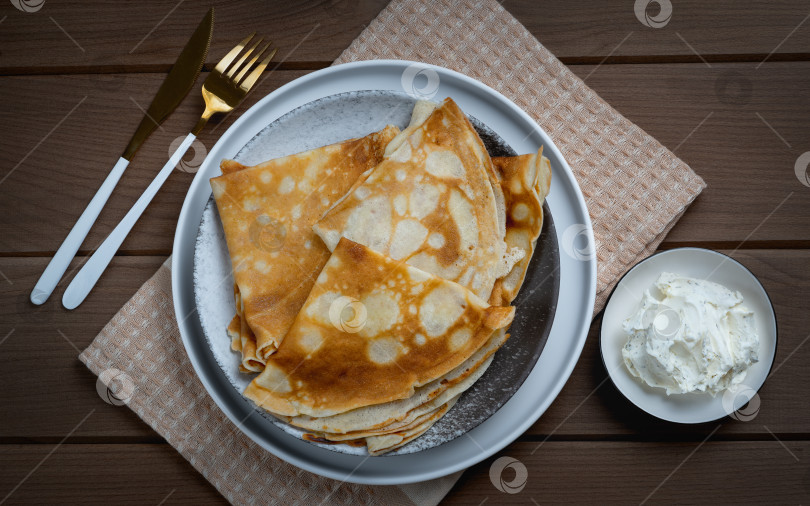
(80, 0), (705, 503)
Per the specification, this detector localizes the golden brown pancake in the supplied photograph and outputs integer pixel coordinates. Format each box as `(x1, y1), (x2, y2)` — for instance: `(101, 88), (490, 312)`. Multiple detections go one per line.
(243, 237), (514, 418)
(277, 330), (506, 434)
(364, 409), (447, 455)
(289, 148), (551, 452)
(227, 284), (264, 373)
(275, 149), (551, 450)
(488, 148), (552, 305)
(225, 148), (550, 376)
(216, 100), (552, 454)
(325, 396), (458, 456)
(304, 395), (458, 441)
(210, 126), (399, 362)
(313, 98), (515, 301)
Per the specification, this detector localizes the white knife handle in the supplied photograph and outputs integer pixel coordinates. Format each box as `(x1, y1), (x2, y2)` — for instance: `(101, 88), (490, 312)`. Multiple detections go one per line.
(62, 133), (197, 310)
(30, 157), (131, 305)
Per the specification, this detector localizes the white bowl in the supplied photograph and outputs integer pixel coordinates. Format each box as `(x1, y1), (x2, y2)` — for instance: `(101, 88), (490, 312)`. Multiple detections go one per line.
(600, 247), (777, 424)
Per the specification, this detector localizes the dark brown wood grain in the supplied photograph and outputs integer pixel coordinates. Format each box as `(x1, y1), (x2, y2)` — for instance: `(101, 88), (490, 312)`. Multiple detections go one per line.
(2, 0), (809, 504)
(2, 64), (809, 255)
(1, 251), (806, 440)
(0, 71), (308, 256)
(0, 444), (225, 505)
(0, 442), (806, 504)
(443, 441), (809, 504)
(568, 62), (810, 245)
(0, 0), (387, 74)
(2, 1), (810, 73)
(511, 0), (810, 61)
(0, 256), (166, 440)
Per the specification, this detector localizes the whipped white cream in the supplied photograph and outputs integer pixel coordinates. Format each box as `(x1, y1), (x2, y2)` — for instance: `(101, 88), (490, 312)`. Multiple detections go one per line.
(621, 272), (759, 396)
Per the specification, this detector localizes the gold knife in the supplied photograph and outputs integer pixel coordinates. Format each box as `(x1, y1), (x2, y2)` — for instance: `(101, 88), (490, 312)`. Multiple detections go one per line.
(31, 7), (214, 305)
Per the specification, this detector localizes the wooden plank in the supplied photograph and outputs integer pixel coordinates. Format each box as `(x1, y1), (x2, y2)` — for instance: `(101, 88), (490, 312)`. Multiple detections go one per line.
(567, 62), (810, 246)
(0, 444), (224, 505)
(2, 63), (810, 254)
(0, 256), (166, 440)
(0, 0), (387, 73)
(1, 250), (807, 439)
(0, 70), (307, 255)
(511, 0), (810, 62)
(0, 441), (804, 504)
(444, 441), (808, 504)
(2, 0), (810, 73)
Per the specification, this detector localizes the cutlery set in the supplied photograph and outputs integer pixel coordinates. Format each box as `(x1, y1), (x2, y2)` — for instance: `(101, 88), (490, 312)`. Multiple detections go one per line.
(29, 7), (276, 309)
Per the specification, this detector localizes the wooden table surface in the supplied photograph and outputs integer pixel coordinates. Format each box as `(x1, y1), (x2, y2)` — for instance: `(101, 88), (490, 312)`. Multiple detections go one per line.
(2, 0), (809, 504)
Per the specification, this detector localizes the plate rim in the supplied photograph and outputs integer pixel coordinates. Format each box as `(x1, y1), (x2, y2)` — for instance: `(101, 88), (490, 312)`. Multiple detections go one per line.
(598, 246), (778, 424)
(172, 59), (597, 484)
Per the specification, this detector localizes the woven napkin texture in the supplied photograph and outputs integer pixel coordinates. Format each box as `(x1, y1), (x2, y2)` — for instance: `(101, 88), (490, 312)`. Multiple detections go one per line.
(80, 260), (457, 505)
(334, 0), (706, 310)
(80, 0), (705, 504)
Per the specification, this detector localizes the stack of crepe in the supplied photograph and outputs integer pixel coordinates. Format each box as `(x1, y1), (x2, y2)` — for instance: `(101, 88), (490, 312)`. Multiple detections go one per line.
(210, 98), (551, 454)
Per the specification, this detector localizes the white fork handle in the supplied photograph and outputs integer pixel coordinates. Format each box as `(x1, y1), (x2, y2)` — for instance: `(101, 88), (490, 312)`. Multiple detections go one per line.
(62, 133), (197, 310)
(30, 157), (130, 305)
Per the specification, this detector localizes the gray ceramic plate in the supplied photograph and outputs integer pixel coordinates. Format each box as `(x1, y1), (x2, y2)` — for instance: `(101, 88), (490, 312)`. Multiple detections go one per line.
(173, 60), (595, 484)
(193, 90), (560, 456)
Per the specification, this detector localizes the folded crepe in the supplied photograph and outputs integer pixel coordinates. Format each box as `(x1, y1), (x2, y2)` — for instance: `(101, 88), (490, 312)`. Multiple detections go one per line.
(243, 237), (515, 418)
(226, 147), (552, 372)
(219, 99), (552, 454)
(364, 396), (458, 455)
(279, 329), (508, 434)
(210, 126), (400, 363)
(280, 148), (552, 453)
(228, 285), (262, 373)
(304, 396), (458, 442)
(313, 98), (519, 301)
(488, 148), (552, 305)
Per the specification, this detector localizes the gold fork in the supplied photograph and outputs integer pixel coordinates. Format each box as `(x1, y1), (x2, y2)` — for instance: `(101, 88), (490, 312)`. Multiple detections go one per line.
(192, 34), (278, 135)
(62, 36), (278, 309)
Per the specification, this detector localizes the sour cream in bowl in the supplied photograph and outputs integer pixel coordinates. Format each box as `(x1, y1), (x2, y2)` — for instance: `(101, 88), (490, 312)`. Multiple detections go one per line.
(600, 248), (777, 424)
(621, 272), (759, 396)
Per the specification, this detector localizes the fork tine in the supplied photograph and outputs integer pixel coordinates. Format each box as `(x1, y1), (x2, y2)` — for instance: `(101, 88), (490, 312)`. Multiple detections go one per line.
(226, 37), (264, 78)
(213, 33), (255, 74)
(233, 42), (271, 83)
(239, 47), (278, 91)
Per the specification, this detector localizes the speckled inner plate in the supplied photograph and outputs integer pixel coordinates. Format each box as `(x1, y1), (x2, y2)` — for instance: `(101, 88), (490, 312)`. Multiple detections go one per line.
(193, 90), (559, 456)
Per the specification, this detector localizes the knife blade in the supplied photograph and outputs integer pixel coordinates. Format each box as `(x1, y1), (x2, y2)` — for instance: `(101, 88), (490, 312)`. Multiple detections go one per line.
(122, 7), (214, 159)
(30, 8), (214, 305)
